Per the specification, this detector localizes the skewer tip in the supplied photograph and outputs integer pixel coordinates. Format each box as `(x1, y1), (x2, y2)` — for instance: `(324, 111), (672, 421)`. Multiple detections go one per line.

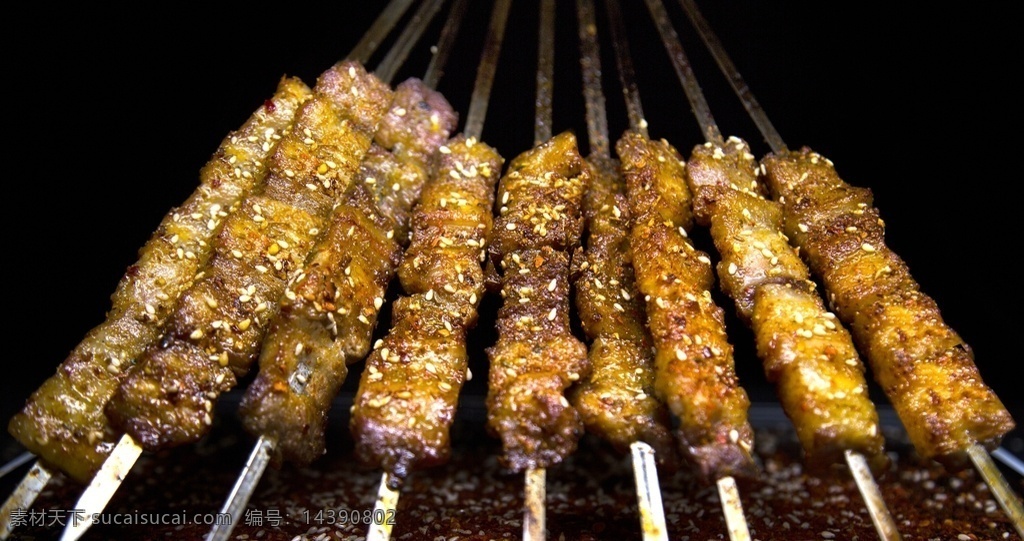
(845, 449), (902, 540)
(523, 467), (546, 541)
(367, 472), (402, 541)
(716, 475), (751, 541)
(59, 434), (143, 541)
(630, 442), (668, 541)
(967, 444), (1024, 538)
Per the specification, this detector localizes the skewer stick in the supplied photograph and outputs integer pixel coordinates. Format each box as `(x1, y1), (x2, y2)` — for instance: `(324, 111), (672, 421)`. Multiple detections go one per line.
(675, 0), (785, 153)
(367, 474), (402, 541)
(54, 5), (429, 541)
(523, 467), (546, 541)
(348, 0), (417, 64)
(534, 0), (556, 145)
(210, 4), (471, 541)
(716, 476), (751, 541)
(375, 0), (448, 84)
(0, 460), (52, 540)
(605, 0), (648, 140)
(424, 0), (470, 90)
(0, 451), (34, 481)
(522, 3), (555, 540)
(677, 0), (1024, 536)
(574, 2), (668, 538)
(639, 2), (755, 539)
(630, 442), (669, 541)
(60, 434), (143, 541)
(365, 3), (511, 540)
(968, 444), (1024, 537)
(206, 436), (276, 541)
(845, 450), (901, 541)
(463, 0), (513, 141)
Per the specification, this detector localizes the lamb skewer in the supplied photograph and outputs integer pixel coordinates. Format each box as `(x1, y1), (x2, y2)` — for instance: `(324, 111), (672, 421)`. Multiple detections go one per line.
(206, 5), (459, 539)
(54, 5), (437, 537)
(569, 1), (675, 539)
(640, 1), (901, 538)
(677, 0), (1021, 536)
(0, 43), (315, 541)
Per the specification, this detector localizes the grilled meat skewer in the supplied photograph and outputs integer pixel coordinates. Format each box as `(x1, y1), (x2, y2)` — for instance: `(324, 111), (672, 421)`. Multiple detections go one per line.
(351, 135), (502, 481)
(616, 130), (756, 482)
(760, 149), (1015, 464)
(486, 131), (591, 473)
(240, 79), (456, 466)
(105, 62), (393, 451)
(7, 77), (312, 483)
(569, 155), (675, 465)
(685, 137), (887, 472)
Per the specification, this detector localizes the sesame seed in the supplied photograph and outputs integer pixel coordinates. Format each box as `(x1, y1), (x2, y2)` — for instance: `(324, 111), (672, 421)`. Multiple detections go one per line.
(728, 263), (738, 275)
(548, 308), (557, 321)
(861, 243), (876, 252)
(357, 314), (370, 325)
(505, 223), (516, 230)
(238, 319), (251, 331)
(190, 329), (204, 340)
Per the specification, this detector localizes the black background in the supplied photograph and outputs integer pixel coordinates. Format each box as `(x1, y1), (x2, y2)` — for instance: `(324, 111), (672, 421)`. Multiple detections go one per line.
(3, 0), (1020, 459)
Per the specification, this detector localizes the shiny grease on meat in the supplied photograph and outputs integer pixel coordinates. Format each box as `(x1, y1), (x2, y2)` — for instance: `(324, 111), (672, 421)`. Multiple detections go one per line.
(686, 137), (886, 472)
(105, 62), (393, 451)
(486, 132), (590, 472)
(616, 130), (756, 482)
(7, 77), (312, 483)
(760, 148), (1014, 463)
(352, 136), (503, 481)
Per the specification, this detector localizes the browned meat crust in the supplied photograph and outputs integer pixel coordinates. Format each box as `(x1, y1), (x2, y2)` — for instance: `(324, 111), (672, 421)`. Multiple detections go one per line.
(7, 77), (312, 483)
(616, 130), (756, 482)
(238, 79), (456, 466)
(351, 136), (502, 481)
(568, 155), (676, 467)
(105, 62), (393, 451)
(486, 132), (591, 472)
(760, 148), (1014, 463)
(686, 137), (886, 472)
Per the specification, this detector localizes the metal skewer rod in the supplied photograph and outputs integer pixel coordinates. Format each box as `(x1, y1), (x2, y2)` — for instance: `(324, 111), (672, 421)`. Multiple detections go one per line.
(0, 451), (34, 481)
(424, 0), (470, 90)
(522, 2), (556, 540)
(367, 3), (513, 541)
(638, 1), (753, 540)
(677, 0), (1023, 537)
(209, 5), (470, 541)
(375, 0), (449, 84)
(463, 0), (514, 141)
(574, 1), (667, 538)
(605, 0), (648, 140)
(534, 0), (556, 146)
(675, 0), (785, 153)
(643, 1), (900, 539)
(968, 444), (1024, 538)
(348, 0), (417, 64)
(0, 460), (52, 539)
(55, 4), (433, 541)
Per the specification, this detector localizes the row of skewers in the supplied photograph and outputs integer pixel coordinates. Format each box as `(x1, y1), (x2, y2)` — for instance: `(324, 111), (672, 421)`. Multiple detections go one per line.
(3, 1), (1021, 540)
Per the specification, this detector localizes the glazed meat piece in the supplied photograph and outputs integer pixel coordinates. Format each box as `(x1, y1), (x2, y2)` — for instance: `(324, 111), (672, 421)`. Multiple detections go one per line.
(351, 136), (502, 482)
(616, 130), (756, 482)
(568, 155), (675, 465)
(239, 79), (456, 466)
(686, 137), (886, 471)
(761, 148), (1014, 463)
(105, 62), (393, 451)
(7, 77), (312, 483)
(486, 132), (590, 472)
